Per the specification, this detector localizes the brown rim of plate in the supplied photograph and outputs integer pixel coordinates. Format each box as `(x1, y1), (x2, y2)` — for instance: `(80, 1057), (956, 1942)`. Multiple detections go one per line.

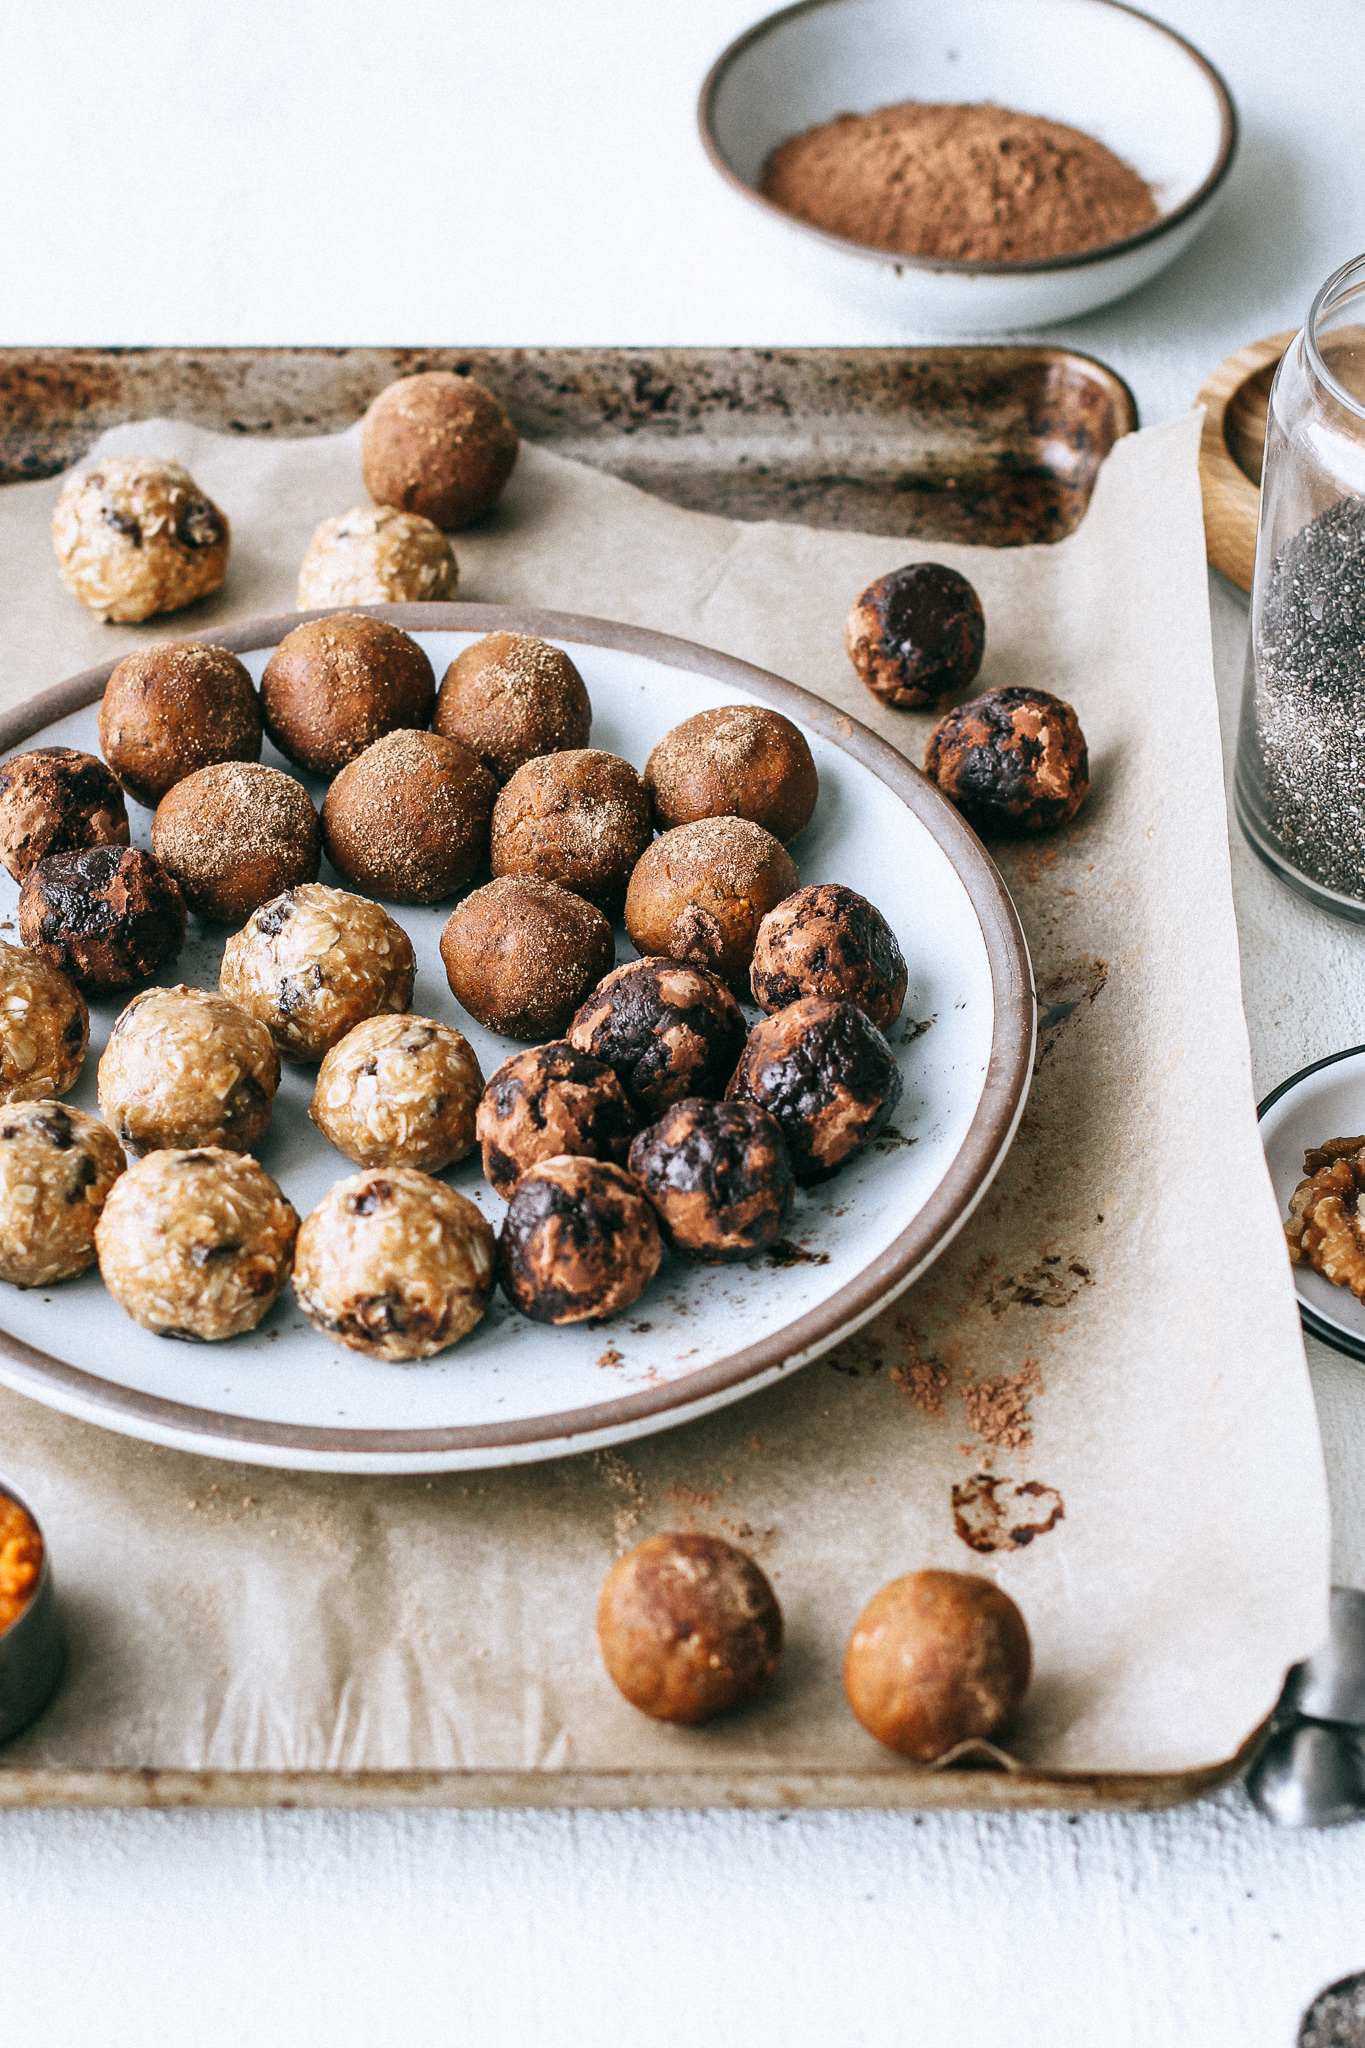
(0, 602), (1034, 1460)
(697, 0), (1238, 279)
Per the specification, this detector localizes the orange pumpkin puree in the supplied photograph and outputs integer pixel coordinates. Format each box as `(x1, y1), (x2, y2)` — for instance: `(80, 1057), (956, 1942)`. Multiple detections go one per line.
(0, 1492), (42, 1633)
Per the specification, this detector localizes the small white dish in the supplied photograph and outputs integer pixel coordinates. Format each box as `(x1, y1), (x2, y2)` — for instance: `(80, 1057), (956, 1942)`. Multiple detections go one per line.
(1260, 1047), (1365, 1362)
(699, 0), (1237, 333)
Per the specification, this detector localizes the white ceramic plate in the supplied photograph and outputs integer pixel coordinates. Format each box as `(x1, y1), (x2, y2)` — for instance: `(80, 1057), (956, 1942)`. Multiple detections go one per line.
(699, 0), (1237, 333)
(1260, 1047), (1365, 1362)
(0, 604), (1033, 1471)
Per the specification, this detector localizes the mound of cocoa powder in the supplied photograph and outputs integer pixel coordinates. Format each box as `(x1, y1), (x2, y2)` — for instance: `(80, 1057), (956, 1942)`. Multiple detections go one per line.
(761, 100), (1158, 264)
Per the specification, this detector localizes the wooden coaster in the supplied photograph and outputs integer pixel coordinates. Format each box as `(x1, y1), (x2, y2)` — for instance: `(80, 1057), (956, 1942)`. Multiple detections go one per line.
(1196, 330), (1294, 592)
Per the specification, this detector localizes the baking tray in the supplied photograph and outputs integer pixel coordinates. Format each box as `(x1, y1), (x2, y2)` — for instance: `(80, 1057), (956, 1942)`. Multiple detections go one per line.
(0, 345), (1274, 1816)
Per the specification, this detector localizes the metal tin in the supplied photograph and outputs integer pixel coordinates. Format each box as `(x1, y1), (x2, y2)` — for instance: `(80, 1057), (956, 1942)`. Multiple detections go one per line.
(0, 1480), (64, 1746)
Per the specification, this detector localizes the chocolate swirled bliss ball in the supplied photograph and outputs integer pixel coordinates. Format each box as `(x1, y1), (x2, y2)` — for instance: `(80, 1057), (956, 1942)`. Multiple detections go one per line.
(629, 1098), (793, 1263)
(261, 614), (436, 778)
(624, 817), (798, 985)
(568, 957), (746, 1120)
(477, 1042), (635, 1199)
(0, 748), (129, 882)
(727, 996), (903, 1185)
(498, 1157), (662, 1326)
(19, 846), (186, 994)
(925, 687), (1089, 834)
(99, 642), (262, 808)
(846, 562), (985, 710)
(750, 884), (907, 1031)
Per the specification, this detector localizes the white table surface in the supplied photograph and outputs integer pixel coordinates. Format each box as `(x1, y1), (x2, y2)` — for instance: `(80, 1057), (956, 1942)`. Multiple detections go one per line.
(5, 3), (1365, 2042)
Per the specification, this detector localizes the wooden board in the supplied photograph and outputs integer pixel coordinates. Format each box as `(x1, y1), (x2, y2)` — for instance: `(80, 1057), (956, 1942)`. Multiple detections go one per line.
(1196, 330), (1292, 592)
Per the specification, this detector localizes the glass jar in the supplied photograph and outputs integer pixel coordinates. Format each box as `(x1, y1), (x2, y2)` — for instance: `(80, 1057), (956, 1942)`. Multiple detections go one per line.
(1235, 253), (1365, 918)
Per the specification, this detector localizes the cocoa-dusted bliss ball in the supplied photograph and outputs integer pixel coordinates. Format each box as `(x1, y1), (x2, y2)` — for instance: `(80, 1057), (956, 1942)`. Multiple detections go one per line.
(321, 728), (496, 904)
(220, 883), (415, 1063)
(846, 561), (986, 710)
(727, 995), (903, 1185)
(843, 1570), (1032, 1761)
(99, 641), (262, 809)
(750, 884), (907, 1032)
(0, 748), (129, 882)
(925, 686), (1090, 834)
(310, 1014), (483, 1174)
(476, 1041), (635, 1200)
(434, 632), (591, 785)
(0, 1100), (125, 1288)
(643, 705), (818, 845)
(97, 985), (280, 1156)
(498, 1155), (661, 1326)
(151, 761), (321, 924)
(629, 1097), (793, 1264)
(624, 817), (798, 985)
(0, 944), (88, 1104)
(260, 614), (436, 778)
(597, 1533), (783, 1724)
(52, 459), (230, 625)
(490, 750), (652, 910)
(360, 372), (519, 531)
(19, 846), (186, 995)
(569, 957), (746, 1120)
(440, 877), (613, 1041)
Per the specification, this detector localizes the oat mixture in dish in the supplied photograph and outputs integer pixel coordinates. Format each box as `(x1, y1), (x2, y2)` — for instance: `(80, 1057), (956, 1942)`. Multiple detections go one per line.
(728, 995), (903, 1184)
(0, 747), (129, 881)
(434, 631), (592, 784)
(97, 986), (280, 1155)
(597, 1532), (783, 1724)
(498, 1155), (661, 1325)
(643, 706), (818, 844)
(310, 1014), (483, 1173)
(98, 641), (262, 808)
(321, 729), (496, 904)
(477, 1041), (635, 1199)
(440, 876), (613, 1040)
(750, 883), (907, 1031)
(296, 505), (458, 608)
(0, 944), (88, 1104)
(1285, 1137), (1365, 1297)
(625, 816), (799, 984)
(360, 371), (519, 530)
(0, 1490), (43, 1636)
(260, 614), (436, 778)
(0, 1100), (125, 1288)
(569, 956), (746, 1119)
(293, 1166), (496, 1361)
(51, 457), (230, 623)
(490, 749), (652, 909)
(220, 883), (415, 1063)
(152, 761), (321, 924)
(19, 845), (186, 994)
(96, 1148), (298, 1341)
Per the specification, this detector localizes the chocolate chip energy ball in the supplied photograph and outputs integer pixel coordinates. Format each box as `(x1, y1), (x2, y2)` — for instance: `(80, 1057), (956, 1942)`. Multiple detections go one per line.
(360, 372), (519, 530)
(597, 1533), (783, 1724)
(296, 506), (458, 608)
(440, 877), (613, 1041)
(490, 750), (652, 910)
(846, 561), (986, 710)
(310, 1015), (483, 1173)
(293, 1167), (495, 1361)
(843, 1570), (1031, 1761)
(99, 641), (262, 809)
(0, 945), (88, 1103)
(97, 986), (279, 1155)
(321, 729), (496, 904)
(750, 884), (907, 1031)
(498, 1156), (661, 1326)
(625, 817), (798, 985)
(0, 1101), (124, 1287)
(569, 957), (746, 1120)
(434, 632), (592, 784)
(629, 1097), (792, 1263)
(0, 748), (129, 882)
(152, 762), (321, 924)
(728, 996), (902, 1185)
(220, 883), (415, 1063)
(644, 706), (818, 845)
(477, 1041), (634, 1199)
(52, 457), (230, 623)
(19, 846), (186, 995)
(96, 1148), (298, 1342)
(261, 614), (436, 778)
(925, 686), (1090, 833)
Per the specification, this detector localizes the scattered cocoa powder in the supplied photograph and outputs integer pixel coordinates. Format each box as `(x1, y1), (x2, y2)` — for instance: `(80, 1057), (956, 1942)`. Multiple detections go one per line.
(889, 1324), (951, 1417)
(961, 1359), (1044, 1450)
(761, 101), (1158, 264)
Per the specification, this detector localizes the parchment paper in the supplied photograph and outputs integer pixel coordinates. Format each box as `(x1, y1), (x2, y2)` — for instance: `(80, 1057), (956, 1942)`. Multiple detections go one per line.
(0, 411), (1330, 1780)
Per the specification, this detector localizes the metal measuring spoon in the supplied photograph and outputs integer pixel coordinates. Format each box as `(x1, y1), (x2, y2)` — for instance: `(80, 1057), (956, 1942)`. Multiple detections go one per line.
(1283, 1588), (1365, 1725)
(1247, 1722), (1365, 1828)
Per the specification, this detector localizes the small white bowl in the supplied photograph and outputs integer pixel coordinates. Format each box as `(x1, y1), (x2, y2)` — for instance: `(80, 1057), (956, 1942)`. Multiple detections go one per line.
(699, 0), (1237, 333)
(1260, 1048), (1365, 1364)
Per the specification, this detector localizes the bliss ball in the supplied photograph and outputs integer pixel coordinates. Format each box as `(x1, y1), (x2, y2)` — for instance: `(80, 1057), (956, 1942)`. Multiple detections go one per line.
(569, 956), (746, 1120)
(843, 1570), (1031, 1761)
(727, 995), (902, 1185)
(152, 761), (321, 924)
(97, 985), (280, 1156)
(0, 747), (129, 882)
(498, 1155), (661, 1325)
(321, 728), (496, 905)
(477, 1041), (635, 1199)
(490, 750), (652, 910)
(19, 845), (185, 995)
(440, 877), (613, 1041)
(434, 631), (592, 785)
(296, 505), (458, 608)
(52, 457), (230, 624)
(99, 641), (262, 809)
(220, 883), (415, 1063)
(846, 561), (985, 710)
(925, 687), (1089, 833)
(625, 817), (798, 985)
(750, 883), (907, 1031)
(360, 372), (519, 531)
(310, 1014), (484, 1174)
(643, 705), (818, 844)
(0, 1100), (125, 1288)
(260, 613), (436, 778)
(597, 1533), (783, 1724)
(629, 1097), (793, 1263)
(0, 944), (89, 1104)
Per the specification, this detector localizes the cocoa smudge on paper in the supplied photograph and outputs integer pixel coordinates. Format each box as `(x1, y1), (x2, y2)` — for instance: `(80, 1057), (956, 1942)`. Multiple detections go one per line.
(1035, 957), (1109, 1068)
(595, 1449), (648, 1552)
(953, 1473), (1065, 1553)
